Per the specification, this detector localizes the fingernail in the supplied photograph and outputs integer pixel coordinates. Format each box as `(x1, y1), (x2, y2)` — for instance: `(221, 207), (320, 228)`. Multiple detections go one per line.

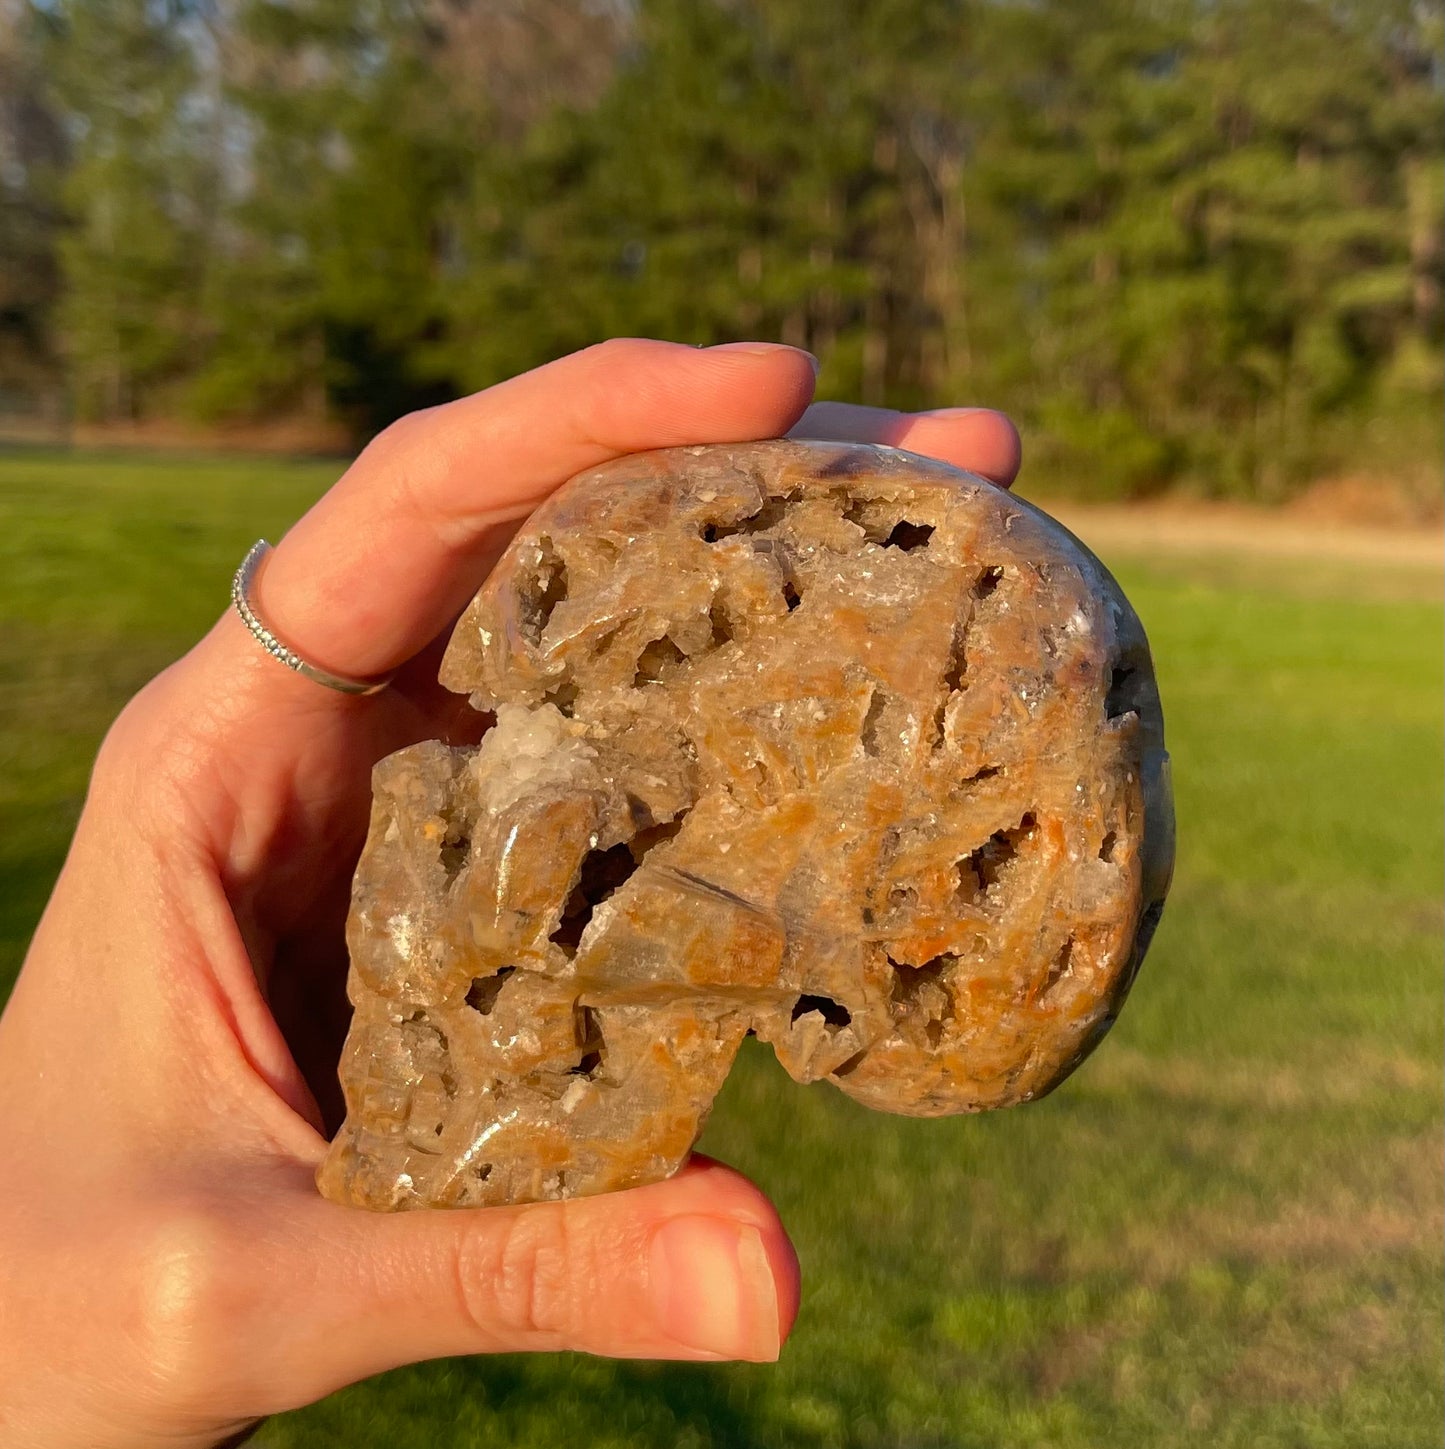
(919, 406), (989, 419)
(650, 1215), (782, 1361)
(709, 341), (820, 375)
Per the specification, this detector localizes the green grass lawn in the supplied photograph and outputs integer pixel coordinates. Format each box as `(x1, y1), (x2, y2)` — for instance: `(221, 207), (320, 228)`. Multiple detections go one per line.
(2, 447), (1441, 1448)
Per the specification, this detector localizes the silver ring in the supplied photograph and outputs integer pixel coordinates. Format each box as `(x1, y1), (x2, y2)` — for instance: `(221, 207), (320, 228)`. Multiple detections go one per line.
(231, 540), (394, 697)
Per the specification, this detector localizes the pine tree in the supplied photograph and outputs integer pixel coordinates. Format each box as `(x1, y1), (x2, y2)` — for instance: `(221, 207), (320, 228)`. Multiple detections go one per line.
(188, 0), (470, 431)
(442, 0), (985, 407)
(42, 0), (217, 421)
(0, 0), (67, 405)
(965, 0), (1444, 496)
(10, 0), (1438, 489)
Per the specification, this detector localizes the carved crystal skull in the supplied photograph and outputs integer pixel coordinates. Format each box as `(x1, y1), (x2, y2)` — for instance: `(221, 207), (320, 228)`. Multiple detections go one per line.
(317, 440), (1173, 1210)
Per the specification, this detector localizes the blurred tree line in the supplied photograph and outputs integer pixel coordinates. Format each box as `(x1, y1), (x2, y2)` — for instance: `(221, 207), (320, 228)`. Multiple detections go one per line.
(1, 0), (1440, 497)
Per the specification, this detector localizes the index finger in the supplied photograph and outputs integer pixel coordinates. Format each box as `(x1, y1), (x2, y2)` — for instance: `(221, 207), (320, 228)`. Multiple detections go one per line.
(239, 339), (818, 686)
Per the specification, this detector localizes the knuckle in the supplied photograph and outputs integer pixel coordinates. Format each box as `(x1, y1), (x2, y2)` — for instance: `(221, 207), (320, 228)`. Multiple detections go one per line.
(91, 681), (159, 783)
(89, 674), (208, 836)
(90, 683), (167, 806)
(368, 408), (425, 453)
(362, 405), (443, 470)
(566, 339), (661, 452)
(360, 406), (472, 544)
(124, 1207), (251, 1413)
(457, 1207), (584, 1349)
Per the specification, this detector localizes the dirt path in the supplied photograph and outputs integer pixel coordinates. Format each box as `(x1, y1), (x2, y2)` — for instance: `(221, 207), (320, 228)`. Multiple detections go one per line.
(1038, 498), (1442, 571)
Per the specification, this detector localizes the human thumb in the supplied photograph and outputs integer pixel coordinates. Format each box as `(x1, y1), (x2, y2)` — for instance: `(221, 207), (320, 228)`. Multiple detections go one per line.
(251, 1156), (799, 1411)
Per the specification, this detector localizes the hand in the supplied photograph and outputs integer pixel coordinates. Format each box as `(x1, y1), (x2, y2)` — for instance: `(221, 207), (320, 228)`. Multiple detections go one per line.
(0, 339), (1020, 1449)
